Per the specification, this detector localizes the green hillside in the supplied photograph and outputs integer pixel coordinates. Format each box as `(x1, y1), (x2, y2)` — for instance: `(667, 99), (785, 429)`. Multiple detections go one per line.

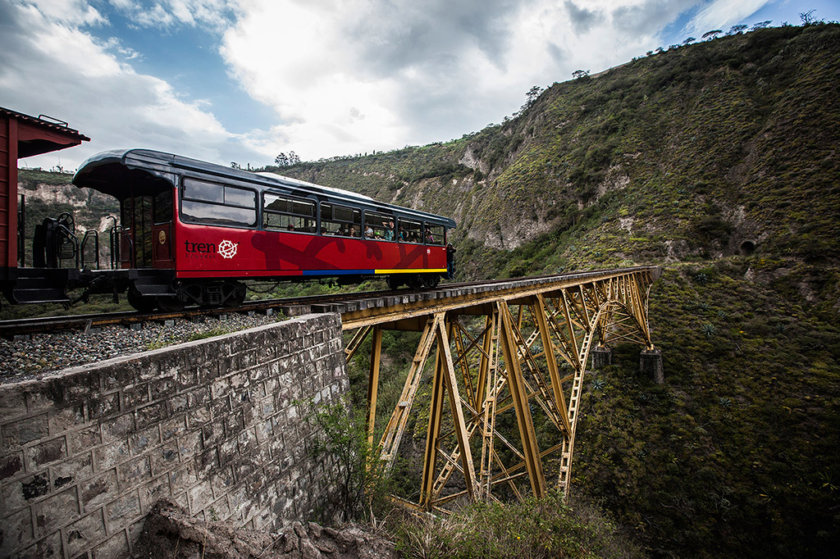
(276, 23), (840, 558)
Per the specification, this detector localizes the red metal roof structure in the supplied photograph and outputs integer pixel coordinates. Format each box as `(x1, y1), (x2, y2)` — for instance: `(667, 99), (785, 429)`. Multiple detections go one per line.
(1, 107), (90, 273)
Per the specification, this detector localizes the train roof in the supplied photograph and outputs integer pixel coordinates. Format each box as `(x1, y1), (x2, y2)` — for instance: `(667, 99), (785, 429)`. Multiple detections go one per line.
(73, 149), (455, 228)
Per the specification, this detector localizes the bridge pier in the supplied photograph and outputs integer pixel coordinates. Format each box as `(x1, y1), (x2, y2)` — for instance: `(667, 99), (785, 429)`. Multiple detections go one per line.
(640, 347), (664, 384)
(591, 345), (612, 369)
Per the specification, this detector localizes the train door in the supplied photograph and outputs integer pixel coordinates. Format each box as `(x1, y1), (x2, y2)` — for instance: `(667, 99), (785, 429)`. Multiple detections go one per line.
(119, 195), (155, 268)
(151, 189), (174, 268)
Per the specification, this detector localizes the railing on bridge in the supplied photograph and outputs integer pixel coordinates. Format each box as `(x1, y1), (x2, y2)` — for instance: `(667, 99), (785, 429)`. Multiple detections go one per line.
(335, 267), (661, 513)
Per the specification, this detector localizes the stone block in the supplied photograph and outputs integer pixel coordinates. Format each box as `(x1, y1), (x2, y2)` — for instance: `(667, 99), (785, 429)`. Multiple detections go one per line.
(218, 438), (239, 467)
(195, 448), (219, 478)
(68, 425), (102, 455)
(210, 465), (234, 499)
(0, 451), (24, 481)
(33, 486), (79, 537)
(121, 383), (151, 409)
(150, 442), (180, 476)
(0, 386), (27, 422)
(93, 440), (129, 471)
(100, 412), (134, 443)
(118, 455), (151, 487)
(160, 415), (187, 441)
(2, 414), (49, 449)
(19, 528), (63, 559)
(52, 452), (94, 489)
(0, 507), (33, 556)
(135, 402), (167, 429)
(187, 480), (214, 513)
(187, 405), (211, 428)
(80, 469), (118, 512)
(87, 392), (120, 420)
(104, 491), (140, 534)
(92, 530), (127, 559)
(129, 425), (161, 456)
(64, 509), (105, 558)
(138, 475), (171, 513)
(177, 430), (203, 459)
(25, 436), (67, 471)
(165, 394), (189, 415)
(591, 345), (612, 369)
(168, 462), (198, 494)
(640, 348), (665, 384)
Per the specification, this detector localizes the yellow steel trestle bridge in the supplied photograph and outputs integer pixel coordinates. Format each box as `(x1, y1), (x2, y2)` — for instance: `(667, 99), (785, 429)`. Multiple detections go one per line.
(322, 266), (661, 513)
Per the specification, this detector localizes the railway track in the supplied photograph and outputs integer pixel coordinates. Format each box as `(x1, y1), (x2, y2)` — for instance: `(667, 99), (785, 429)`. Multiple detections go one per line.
(0, 269), (655, 338)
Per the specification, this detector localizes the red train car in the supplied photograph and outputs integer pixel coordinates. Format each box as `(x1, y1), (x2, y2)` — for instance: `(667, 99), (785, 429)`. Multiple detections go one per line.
(1, 107), (89, 304)
(72, 149), (456, 311)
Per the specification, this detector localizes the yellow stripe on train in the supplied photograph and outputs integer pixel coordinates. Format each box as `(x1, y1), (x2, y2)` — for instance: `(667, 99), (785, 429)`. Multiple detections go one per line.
(375, 269), (447, 275)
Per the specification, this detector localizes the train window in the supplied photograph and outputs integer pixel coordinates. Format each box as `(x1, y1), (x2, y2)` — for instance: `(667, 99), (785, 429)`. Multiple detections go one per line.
(398, 219), (422, 243)
(263, 193), (316, 233)
(183, 179), (223, 204)
(154, 190), (172, 223)
(321, 203), (361, 237)
(425, 224), (445, 245)
(181, 178), (256, 227)
(364, 211), (393, 240)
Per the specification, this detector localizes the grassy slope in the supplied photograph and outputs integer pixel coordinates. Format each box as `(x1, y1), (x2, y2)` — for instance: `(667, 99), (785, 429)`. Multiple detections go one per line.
(280, 25), (840, 558)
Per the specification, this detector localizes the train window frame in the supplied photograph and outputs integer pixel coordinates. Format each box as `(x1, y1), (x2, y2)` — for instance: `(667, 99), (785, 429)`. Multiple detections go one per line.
(262, 192), (317, 234)
(398, 218), (423, 244)
(425, 223), (445, 246)
(363, 211), (394, 241)
(180, 177), (257, 228)
(320, 202), (361, 237)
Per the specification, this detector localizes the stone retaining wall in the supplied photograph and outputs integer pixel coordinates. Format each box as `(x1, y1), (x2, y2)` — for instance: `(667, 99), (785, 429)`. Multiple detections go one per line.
(0, 313), (348, 558)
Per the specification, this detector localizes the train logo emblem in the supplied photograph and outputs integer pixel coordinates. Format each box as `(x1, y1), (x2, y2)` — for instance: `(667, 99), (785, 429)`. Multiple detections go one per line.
(218, 240), (238, 259)
(158, 230), (166, 244)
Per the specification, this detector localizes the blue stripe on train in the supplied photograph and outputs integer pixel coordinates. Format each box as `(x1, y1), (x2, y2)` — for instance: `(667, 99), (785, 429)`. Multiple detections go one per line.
(301, 269), (375, 276)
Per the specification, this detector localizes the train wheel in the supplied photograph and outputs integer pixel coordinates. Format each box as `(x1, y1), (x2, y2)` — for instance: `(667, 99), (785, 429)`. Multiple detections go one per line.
(387, 276), (402, 290)
(223, 281), (246, 307)
(127, 288), (156, 313)
(422, 275), (440, 289)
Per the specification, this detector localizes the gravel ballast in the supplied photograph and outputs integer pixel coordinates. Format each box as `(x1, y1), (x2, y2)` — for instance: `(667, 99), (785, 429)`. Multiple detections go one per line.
(0, 312), (286, 382)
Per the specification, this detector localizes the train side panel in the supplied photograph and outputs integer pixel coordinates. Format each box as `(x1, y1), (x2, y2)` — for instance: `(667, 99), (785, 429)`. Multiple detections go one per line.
(173, 220), (447, 279)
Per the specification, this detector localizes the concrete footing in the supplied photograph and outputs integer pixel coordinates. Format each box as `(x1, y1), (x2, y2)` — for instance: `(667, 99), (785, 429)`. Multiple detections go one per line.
(640, 347), (664, 384)
(591, 345), (612, 369)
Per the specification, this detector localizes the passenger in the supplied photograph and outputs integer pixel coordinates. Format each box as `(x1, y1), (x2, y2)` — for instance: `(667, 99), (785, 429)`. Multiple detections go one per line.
(287, 223), (295, 231)
(424, 227), (434, 244)
(384, 220), (395, 241)
(349, 225), (358, 237)
(365, 224), (374, 238)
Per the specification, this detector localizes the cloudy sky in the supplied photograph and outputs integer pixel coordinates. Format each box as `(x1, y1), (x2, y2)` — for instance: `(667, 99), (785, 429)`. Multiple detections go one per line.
(2, 0), (838, 171)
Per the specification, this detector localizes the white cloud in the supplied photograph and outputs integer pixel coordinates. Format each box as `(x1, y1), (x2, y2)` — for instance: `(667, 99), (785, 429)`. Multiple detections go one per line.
(21, 0), (106, 25)
(220, 0), (681, 160)
(686, 0), (770, 36)
(107, 0), (239, 30)
(0, 1), (251, 169)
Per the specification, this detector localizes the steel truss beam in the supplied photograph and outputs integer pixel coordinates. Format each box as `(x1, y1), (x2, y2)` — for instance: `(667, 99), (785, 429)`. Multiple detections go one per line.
(344, 268), (659, 512)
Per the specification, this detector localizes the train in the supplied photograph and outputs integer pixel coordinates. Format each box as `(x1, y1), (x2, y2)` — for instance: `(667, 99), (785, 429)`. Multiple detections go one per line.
(3, 147), (457, 312)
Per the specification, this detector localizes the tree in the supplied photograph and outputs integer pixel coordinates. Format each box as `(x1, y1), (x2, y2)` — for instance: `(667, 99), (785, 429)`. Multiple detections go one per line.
(752, 20), (772, 30)
(800, 10), (816, 25)
(572, 69), (590, 80)
(230, 162), (240, 169)
(288, 151), (301, 165)
(275, 152), (289, 167)
(728, 24), (748, 35)
(683, 37), (696, 45)
(702, 29), (723, 40)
